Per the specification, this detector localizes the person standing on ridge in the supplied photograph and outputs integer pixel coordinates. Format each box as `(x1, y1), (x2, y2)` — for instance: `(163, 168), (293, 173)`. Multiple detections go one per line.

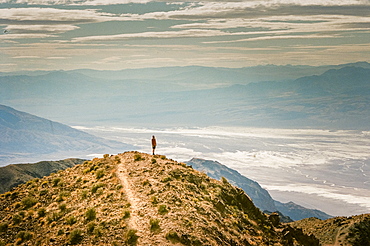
(151, 135), (157, 155)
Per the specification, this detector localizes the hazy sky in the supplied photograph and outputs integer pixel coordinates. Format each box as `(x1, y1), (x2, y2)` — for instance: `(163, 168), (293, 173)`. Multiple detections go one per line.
(1, 0), (369, 71)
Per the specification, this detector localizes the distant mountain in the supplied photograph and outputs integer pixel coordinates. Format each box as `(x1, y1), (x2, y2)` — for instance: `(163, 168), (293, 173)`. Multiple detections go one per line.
(187, 158), (332, 221)
(1, 63), (369, 129)
(0, 158), (85, 194)
(0, 152), (319, 245)
(0, 105), (132, 166)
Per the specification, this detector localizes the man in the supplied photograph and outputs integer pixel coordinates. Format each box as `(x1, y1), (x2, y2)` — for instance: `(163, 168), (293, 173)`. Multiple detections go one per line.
(151, 135), (157, 155)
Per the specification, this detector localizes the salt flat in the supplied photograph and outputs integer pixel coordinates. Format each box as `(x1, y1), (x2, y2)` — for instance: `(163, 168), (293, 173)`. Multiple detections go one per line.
(74, 125), (370, 217)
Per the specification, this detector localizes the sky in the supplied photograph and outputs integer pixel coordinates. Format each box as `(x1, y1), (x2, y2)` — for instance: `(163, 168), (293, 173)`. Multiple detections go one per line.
(0, 0), (370, 71)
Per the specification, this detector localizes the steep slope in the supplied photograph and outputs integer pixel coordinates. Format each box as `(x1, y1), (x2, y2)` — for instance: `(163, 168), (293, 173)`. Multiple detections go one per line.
(0, 158), (86, 194)
(290, 214), (370, 246)
(186, 158), (276, 212)
(0, 104), (132, 165)
(187, 158), (332, 221)
(0, 152), (318, 245)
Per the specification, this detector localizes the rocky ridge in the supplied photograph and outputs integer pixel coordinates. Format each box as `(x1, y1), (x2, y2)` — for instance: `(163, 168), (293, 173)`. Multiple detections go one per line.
(0, 152), (318, 245)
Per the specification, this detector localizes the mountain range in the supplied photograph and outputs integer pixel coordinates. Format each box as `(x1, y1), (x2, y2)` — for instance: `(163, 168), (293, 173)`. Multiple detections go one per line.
(0, 62), (369, 129)
(0, 104), (132, 166)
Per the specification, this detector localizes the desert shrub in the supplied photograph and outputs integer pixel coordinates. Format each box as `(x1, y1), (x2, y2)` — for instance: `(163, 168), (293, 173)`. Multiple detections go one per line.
(160, 155), (166, 160)
(66, 216), (77, 225)
(59, 203), (67, 212)
(103, 154), (109, 159)
(142, 179), (150, 186)
(39, 189), (48, 196)
(151, 158), (157, 164)
(158, 205), (168, 215)
(115, 156), (121, 163)
(12, 214), (22, 224)
(85, 208), (96, 221)
(15, 231), (32, 243)
(69, 229), (83, 245)
(161, 176), (172, 183)
(57, 229), (64, 236)
(123, 210), (131, 219)
(96, 169), (105, 179)
(150, 218), (160, 232)
(37, 208), (46, 217)
(134, 154), (143, 161)
(87, 222), (96, 234)
(151, 196), (158, 205)
(21, 196), (38, 209)
(93, 226), (103, 237)
(83, 168), (91, 174)
(125, 229), (138, 245)
(221, 176), (229, 185)
(91, 183), (105, 193)
(52, 178), (62, 187)
(166, 231), (180, 243)
(81, 189), (89, 199)
(11, 191), (19, 200)
(0, 223), (8, 233)
(186, 173), (202, 186)
(116, 184), (123, 190)
(47, 212), (62, 223)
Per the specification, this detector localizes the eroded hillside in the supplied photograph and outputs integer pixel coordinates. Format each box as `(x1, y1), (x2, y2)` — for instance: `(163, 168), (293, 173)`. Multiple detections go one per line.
(0, 152), (318, 245)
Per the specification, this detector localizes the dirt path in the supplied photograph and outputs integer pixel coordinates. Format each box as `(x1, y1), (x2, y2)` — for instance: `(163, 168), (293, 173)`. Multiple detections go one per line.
(116, 153), (168, 246)
(116, 157), (142, 231)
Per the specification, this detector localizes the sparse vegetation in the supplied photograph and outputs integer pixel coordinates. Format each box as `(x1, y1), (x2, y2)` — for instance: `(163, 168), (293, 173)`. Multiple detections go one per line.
(37, 208), (46, 217)
(150, 218), (160, 232)
(96, 169), (105, 179)
(52, 177), (62, 187)
(158, 204), (168, 215)
(91, 183), (105, 193)
(15, 231), (32, 244)
(134, 153), (144, 161)
(123, 210), (130, 219)
(0, 222), (8, 233)
(66, 215), (77, 225)
(21, 196), (38, 209)
(85, 207), (96, 221)
(86, 222), (96, 234)
(69, 229), (83, 245)
(125, 229), (139, 245)
(0, 151), (327, 245)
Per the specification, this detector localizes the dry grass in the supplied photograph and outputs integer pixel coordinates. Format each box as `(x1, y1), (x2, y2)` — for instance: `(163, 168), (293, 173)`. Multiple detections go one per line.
(0, 151), (321, 246)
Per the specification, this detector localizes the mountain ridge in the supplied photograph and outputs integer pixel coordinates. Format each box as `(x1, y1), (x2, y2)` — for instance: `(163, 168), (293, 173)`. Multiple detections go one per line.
(0, 152), (319, 245)
(186, 158), (332, 221)
(0, 104), (132, 166)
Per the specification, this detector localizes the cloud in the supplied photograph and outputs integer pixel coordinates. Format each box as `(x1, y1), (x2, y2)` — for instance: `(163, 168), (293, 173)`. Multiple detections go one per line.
(0, 7), (124, 39)
(72, 29), (233, 42)
(0, 0), (152, 4)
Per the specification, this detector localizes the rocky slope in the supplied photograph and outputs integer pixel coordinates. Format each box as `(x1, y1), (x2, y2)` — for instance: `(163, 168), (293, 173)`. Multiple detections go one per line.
(290, 214), (370, 246)
(187, 158), (331, 221)
(0, 158), (85, 194)
(0, 152), (318, 245)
